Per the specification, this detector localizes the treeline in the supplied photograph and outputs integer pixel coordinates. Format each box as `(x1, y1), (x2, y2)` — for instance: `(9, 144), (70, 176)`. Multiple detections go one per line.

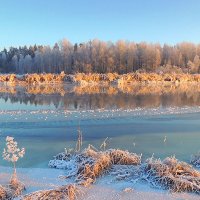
(0, 39), (200, 74)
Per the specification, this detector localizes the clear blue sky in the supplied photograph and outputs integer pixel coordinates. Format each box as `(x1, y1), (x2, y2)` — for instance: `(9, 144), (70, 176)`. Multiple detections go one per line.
(1, 0), (200, 49)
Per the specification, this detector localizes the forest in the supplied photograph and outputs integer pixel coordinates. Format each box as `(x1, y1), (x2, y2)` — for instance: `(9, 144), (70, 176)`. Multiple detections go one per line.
(0, 39), (200, 74)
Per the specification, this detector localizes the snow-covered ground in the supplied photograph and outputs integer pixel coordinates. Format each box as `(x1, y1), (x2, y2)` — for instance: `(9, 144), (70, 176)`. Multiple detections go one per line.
(0, 166), (67, 194)
(0, 166), (199, 200)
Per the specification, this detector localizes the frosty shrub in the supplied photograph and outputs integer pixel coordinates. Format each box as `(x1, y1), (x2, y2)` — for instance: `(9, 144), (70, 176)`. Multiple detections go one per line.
(3, 136), (25, 173)
(2, 136), (26, 198)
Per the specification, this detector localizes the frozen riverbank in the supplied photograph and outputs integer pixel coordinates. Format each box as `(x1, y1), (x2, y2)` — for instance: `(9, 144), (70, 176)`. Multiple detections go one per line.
(1, 156), (200, 199)
(0, 166), (199, 200)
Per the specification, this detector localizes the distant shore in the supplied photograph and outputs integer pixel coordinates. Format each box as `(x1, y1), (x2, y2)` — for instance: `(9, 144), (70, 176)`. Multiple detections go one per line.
(1, 72), (200, 86)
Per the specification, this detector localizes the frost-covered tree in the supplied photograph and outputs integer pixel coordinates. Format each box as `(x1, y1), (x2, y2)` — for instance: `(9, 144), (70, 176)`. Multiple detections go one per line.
(18, 55), (25, 74)
(60, 39), (73, 73)
(12, 55), (19, 72)
(193, 55), (200, 73)
(3, 136), (25, 175)
(24, 55), (33, 73)
(1, 39), (200, 74)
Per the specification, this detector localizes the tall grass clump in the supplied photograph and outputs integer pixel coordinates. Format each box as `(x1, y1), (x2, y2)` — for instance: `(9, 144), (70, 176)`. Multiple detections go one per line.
(49, 144), (142, 187)
(23, 184), (78, 200)
(142, 156), (200, 193)
(49, 131), (200, 196)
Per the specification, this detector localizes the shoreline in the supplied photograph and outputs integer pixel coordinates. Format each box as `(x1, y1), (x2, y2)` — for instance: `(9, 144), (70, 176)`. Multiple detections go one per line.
(1, 78), (200, 98)
(0, 165), (199, 200)
(1, 72), (200, 86)
(1, 152), (200, 199)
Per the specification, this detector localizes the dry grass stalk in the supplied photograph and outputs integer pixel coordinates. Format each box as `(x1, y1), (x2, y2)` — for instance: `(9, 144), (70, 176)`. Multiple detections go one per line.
(99, 137), (108, 151)
(49, 147), (200, 196)
(76, 127), (83, 153)
(0, 186), (7, 200)
(49, 145), (142, 188)
(9, 172), (25, 198)
(0, 185), (13, 200)
(74, 148), (141, 186)
(76, 148), (111, 186)
(23, 184), (77, 200)
(0, 177), (25, 200)
(143, 156), (200, 193)
(107, 149), (141, 165)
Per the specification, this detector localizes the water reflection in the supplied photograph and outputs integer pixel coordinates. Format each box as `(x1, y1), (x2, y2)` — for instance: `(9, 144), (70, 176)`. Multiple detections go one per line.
(0, 83), (200, 110)
(1, 83), (200, 168)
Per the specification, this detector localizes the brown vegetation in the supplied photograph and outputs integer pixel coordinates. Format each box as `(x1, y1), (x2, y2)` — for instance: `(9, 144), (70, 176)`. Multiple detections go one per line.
(143, 156), (200, 193)
(0, 176), (25, 200)
(0, 185), (12, 200)
(5, 148), (200, 199)
(76, 149), (111, 186)
(0, 72), (66, 85)
(107, 149), (141, 165)
(23, 184), (77, 200)
(49, 147), (200, 195)
(2, 72), (200, 86)
(9, 172), (25, 198)
(50, 147), (142, 187)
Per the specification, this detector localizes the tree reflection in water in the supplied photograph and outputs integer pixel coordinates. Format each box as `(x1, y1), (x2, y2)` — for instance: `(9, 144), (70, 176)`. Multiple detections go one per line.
(0, 83), (200, 110)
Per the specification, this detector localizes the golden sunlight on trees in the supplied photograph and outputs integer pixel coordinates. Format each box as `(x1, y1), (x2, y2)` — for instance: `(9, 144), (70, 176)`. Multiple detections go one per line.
(1, 40), (200, 74)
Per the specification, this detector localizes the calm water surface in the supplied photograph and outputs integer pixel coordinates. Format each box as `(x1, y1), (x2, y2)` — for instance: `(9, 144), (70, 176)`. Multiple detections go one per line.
(0, 84), (200, 167)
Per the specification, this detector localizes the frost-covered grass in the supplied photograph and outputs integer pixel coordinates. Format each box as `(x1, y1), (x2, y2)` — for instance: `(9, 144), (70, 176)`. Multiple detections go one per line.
(48, 146), (200, 195)
(191, 152), (200, 168)
(0, 173), (25, 200)
(1, 147), (200, 199)
(2, 72), (200, 86)
(142, 156), (200, 193)
(49, 147), (141, 187)
(1, 133), (200, 199)
(23, 184), (78, 200)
